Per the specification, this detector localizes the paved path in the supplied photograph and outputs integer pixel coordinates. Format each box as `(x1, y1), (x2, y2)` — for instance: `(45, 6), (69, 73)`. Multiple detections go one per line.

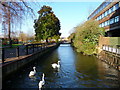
(0, 43), (56, 64)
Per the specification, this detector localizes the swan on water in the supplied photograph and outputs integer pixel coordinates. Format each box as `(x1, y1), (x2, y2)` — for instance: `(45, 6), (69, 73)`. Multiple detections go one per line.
(51, 61), (60, 69)
(39, 73), (45, 89)
(29, 67), (36, 77)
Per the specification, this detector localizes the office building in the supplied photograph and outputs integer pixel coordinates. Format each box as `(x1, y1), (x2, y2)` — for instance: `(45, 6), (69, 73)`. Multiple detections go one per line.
(88, 0), (120, 37)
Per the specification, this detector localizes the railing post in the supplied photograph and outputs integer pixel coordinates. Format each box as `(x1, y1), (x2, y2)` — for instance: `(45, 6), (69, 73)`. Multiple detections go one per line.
(116, 45), (120, 54)
(102, 45), (104, 50)
(44, 43), (46, 49)
(105, 45), (106, 50)
(45, 43), (46, 49)
(37, 44), (39, 50)
(33, 44), (34, 53)
(115, 47), (117, 53)
(16, 46), (19, 57)
(41, 43), (42, 50)
(111, 45), (113, 53)
(43, 43), (45, 50)
(26, 45), (28, 55)
(2, 48), (5, 63)
(108, 45), (109, 51)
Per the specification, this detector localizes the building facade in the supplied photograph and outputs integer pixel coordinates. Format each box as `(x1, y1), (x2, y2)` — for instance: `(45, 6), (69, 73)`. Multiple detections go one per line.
(88, 0), (120, 37)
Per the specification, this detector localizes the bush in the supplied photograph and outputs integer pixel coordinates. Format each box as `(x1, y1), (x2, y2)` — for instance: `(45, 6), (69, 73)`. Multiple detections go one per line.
(72, 20), (105, 55)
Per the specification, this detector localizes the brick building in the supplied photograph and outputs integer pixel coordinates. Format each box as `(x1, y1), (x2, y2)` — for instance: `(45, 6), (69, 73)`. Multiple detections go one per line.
(88, 0), (120, 37)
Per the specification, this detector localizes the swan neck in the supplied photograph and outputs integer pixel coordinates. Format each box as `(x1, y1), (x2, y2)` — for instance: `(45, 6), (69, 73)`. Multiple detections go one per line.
(58, 61), (60, 65)
(34, 68), (36, 72)
(42, 74), (44, 81)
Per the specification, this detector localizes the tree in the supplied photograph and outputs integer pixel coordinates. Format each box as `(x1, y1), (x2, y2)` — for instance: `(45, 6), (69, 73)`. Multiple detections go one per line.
(0, 0), (39, 46)
(34, 5), (61, 43)
(52, 35), (60, 42)
(18, 32), (27, 43)
(68, 33), (75, 44)
(72, 20), (105, 55)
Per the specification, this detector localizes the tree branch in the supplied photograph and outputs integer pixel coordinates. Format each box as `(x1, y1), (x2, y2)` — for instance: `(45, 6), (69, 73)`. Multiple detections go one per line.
(1, 2), (18, 15)
(21, 0), (35, 16)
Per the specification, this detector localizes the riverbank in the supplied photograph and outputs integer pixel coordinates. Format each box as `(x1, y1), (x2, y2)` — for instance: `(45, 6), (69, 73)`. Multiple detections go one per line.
(3, 44), (120, 89)
(2, 43), (60, 80)
(71, 43), (120, 72)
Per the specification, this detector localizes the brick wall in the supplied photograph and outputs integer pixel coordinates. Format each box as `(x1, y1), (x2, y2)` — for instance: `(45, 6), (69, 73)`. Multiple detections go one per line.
(98, 36), (120, 48)
(98, 36), (110, 49)
(98, 36), (120, 54)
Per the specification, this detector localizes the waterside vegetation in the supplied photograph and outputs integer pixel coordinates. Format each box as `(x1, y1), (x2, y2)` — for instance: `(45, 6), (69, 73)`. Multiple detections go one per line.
(69, 20), (105, 55)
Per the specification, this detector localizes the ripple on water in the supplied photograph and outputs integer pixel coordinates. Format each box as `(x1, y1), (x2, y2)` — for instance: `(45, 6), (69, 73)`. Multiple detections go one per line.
(3, 44), (120, 88)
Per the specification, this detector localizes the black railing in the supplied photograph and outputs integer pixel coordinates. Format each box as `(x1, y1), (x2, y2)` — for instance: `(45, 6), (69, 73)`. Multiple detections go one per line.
(1, 43), (56, 63)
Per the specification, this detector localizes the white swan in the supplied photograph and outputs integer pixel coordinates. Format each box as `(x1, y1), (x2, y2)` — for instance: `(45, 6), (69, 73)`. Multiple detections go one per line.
(51, 61), (60, 69)
(29, 67), (36, 77)
(39, 73), (45, 89)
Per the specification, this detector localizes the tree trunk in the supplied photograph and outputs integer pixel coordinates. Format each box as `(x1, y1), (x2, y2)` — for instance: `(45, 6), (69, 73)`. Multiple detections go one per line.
(8, 8), (12, 47)
(46, 38), (48, 43)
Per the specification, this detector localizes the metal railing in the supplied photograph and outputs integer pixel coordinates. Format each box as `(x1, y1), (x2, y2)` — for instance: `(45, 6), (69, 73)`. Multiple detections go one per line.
(102, 45), (120, 54)
(1, 43), (56, 63)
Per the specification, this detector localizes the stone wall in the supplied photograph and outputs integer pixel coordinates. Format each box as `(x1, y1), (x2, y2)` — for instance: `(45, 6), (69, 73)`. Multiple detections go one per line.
(98, 36), (120, 53)
(97, 36), (120, 71)
(2, 44), (60, 80)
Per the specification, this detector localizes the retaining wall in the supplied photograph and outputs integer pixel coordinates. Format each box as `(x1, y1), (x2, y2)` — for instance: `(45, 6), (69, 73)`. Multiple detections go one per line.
(97, 36), (120, 71)
(2, 44), (60, 80)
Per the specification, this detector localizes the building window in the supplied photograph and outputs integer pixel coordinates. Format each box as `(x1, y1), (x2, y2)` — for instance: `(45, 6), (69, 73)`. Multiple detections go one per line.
(97, 17), (98, 20)
(103, 22), (105, 27)
(109, 8), (111, 14)
(101, 23), (104, 27)
(107, 20), (110, 26)
(113, 5), (116, 11)
(110, 18), (114, 24)
(88, 2), (119, 20)
(103, 12), (105, 17)
(98, 16), (100, 20)
(100, 24), (102, 27)
(119, 2), (120, 7)
(96, 17), (98, 21)
(105, 21), (107, 26)
(105, 11), (107, 16)
(115, 16), (119, 22)
(100, 16), (119, 27)
(100, 7), (102, 11)
(97, 16), (100, 20)
(101, 13), (105, 18)
(109, 0), (113, 2)
(115, 3), (119, 10)
(99, 15), (102, 20)
(99, 24), (101, 27)
(107, 10), (109, 15)
(101, 14), (103, 19)
(111, 6), (113, 12)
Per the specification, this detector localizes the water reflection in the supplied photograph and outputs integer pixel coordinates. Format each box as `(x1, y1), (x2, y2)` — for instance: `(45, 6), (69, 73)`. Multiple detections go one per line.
(75, 52), (119, 88)
(3, 44), (120, 89)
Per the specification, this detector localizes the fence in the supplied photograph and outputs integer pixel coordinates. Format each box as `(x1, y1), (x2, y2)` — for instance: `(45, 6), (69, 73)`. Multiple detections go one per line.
(1, 43), (56, 63)
(99, 45), (120, 71)
(102, 45), (120, 54)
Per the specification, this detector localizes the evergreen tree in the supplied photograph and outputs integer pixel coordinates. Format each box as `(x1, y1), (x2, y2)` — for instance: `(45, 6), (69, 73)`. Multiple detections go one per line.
(34, 5), (61, 43)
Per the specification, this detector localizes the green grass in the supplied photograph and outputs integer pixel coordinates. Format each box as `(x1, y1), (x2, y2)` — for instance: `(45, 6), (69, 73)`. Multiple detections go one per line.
(12, 44), (22, 47)
(2, 44), (22, 48)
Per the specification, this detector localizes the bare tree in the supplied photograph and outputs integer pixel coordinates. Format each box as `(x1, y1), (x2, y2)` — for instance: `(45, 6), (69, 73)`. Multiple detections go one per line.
(0, 0), (41, 46)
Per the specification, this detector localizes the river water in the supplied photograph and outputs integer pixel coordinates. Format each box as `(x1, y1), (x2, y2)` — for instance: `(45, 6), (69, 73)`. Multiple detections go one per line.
(3, 44), (120, 89)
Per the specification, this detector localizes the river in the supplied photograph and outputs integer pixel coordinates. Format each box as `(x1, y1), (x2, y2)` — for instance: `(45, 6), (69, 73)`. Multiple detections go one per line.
(3, 44), (120, 89)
